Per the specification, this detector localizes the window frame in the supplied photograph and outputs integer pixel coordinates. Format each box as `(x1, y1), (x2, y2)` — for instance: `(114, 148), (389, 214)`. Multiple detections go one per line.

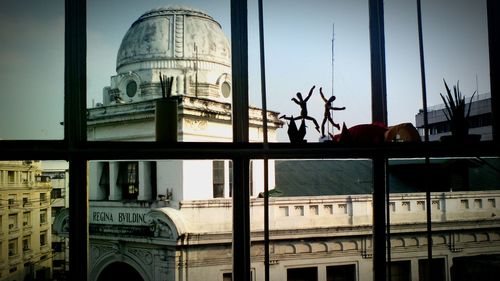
(0, 1), (497, 281)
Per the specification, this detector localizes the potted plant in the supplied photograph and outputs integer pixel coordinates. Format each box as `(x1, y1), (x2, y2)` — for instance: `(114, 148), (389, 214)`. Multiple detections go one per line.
(439, 80), (479, 143)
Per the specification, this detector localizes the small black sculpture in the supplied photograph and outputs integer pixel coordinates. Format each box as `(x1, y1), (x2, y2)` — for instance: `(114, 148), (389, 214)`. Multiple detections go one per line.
(159, 73), (174, 99)
(281, 115), (307, 143)
(319, 87), (345, 138)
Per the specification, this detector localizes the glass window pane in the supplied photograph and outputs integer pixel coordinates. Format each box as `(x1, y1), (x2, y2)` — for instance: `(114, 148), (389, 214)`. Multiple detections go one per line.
(1, 160), (69, 280)
(385, 0), (491, 142)
(251, 159), (372, 280)
(252, 1), (371, 143)
(327, 264), (356, 281)
(419, 258), (446, 281)
(87, 0), (234, 142)
(389, 260), (411, 281)
(287, 267), (318, 281)
(88, 159), (232, 280)
(0, 1), (64, 140)
(388, 157), (500, 281)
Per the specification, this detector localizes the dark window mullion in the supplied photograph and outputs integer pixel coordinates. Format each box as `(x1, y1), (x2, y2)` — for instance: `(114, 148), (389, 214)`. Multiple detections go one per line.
(231, 0), (251, 280)
(65, 0), (88, 281)
(369, 1), (388, 281)
(487, 0), (500, 142)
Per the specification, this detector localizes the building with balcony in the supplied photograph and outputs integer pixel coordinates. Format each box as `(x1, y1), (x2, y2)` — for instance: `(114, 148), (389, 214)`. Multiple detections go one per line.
(0, 161), (52, 281)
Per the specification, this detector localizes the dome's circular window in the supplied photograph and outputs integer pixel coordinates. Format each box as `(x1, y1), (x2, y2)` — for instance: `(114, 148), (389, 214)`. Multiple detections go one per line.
(126, 80), (137, 97)
(221, 82), (231, 98)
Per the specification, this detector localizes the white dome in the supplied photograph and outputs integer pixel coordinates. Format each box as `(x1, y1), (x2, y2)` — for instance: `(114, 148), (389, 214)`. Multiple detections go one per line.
(116, 5), (231, 73)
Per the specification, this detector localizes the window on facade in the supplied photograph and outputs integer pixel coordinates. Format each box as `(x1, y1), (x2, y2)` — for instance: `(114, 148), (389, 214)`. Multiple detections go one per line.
(8, 171), (15, 183)
(419, 258), (446, 281)
(117, 162), (139, 200)
(23, 212), (30, 226)
(51, 188), (63, 199)
(213, 160), (225, 198)
(389, 261), (411, 281)
(40, 231), (47, 246)
(52, 207), (62, 219)
(52, 241), (64, 252)
(222, 271), (253, 281)
(40, 192), (47, 204)
(40, 209), (47, 224)
(326, 264), (356, 281)
(8, 194), (16, 206)
(22, 195), (30, 206)
(287, 267), (318, 281)
(8, 239), (18, 256)
(99, 162), (110, 199)
(223, 273), (232, 281)
(8, 214), (18, 230)
(22, 237), (30, 251)
(21, 171), (28, 183)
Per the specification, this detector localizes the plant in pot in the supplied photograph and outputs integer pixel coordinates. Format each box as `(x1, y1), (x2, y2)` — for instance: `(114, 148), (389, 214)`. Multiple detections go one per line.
(439, 80), (479, 143)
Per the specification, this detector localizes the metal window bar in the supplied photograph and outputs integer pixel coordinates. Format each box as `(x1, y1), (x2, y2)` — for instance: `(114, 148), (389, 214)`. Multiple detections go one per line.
(257, 0), (271, 280)
(369, 1), (388, 280)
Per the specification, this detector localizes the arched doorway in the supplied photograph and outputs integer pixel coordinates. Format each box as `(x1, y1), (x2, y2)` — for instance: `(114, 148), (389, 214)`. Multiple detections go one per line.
(97, 262), (144, 281)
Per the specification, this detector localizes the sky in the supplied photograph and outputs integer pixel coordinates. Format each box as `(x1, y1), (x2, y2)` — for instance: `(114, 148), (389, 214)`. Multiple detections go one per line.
(0, 0), (490, 141)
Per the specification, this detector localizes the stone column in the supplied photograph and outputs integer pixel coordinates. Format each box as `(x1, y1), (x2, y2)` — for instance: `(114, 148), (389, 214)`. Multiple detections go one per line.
(109, 162), (121, 200)
(89, 162), (103, 200)
(317, 265), (327, 281)
(138, 162), (152, 201)
(224, 160), (230, 198)
(177, 74), (184, 95)
(171, 76), (177, 95)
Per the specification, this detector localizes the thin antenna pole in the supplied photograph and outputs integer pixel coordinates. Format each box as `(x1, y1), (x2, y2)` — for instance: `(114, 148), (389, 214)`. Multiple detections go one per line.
(417, 0), (429, 142)
(332, 23), (335, 99)
(329, 23), (335, 136)
(257, 0), (270, 280)
(476, 73), (479, 99)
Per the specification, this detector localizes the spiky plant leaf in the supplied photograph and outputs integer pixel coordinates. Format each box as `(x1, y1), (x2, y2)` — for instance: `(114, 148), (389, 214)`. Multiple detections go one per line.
(466, 91), (477, 119)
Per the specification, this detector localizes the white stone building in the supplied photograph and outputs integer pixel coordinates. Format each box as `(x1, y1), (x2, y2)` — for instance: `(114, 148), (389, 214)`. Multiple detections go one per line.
(51, 5), (500, 281)
(0, 161), (52, 281)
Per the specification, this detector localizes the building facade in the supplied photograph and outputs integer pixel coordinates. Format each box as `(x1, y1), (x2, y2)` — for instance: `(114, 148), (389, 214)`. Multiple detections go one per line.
(0, 161), (52, 281)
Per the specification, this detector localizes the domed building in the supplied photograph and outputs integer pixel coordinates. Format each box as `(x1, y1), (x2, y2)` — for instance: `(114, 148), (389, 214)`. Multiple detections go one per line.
(88, 5), (280, 142)
(106, 5), (232, 105)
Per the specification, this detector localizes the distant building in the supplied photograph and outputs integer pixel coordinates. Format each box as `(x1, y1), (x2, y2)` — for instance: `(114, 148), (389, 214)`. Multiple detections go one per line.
(415, 92), (493, 141)
(41, 161), (69, 280)
(0, 161), (52, 281)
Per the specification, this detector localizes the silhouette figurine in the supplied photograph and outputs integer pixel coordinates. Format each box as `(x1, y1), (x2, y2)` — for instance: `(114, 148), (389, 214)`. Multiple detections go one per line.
(319, 87), (345, 137)
(280, 85), (320, 133)
(281, 115), (307, 143)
